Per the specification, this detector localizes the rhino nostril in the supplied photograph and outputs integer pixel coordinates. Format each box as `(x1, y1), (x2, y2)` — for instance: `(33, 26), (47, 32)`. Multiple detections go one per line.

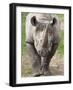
(38, 50), (42, 55)
(38, 50), (41, 54)
(40, 40), (42, 43)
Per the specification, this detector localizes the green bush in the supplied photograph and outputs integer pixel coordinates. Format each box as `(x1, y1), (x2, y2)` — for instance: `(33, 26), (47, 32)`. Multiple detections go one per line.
(57, 30), (64, 56)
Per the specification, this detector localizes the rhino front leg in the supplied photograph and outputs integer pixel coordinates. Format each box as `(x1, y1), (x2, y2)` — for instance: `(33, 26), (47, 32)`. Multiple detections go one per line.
(26, 43), (41, 76)
(41, 44), (59, 76)
(41, 57), (51, 76)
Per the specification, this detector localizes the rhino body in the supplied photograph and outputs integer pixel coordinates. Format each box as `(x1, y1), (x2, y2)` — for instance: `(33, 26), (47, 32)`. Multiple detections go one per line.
(25, 13), (60, 76)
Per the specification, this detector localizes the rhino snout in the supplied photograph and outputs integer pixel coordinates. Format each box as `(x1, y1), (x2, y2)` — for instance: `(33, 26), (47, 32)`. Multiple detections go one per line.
(37, 48), (49, 57)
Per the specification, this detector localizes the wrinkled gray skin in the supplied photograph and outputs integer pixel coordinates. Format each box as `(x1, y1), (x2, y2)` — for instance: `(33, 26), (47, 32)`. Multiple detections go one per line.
(26, 13), (60, 76)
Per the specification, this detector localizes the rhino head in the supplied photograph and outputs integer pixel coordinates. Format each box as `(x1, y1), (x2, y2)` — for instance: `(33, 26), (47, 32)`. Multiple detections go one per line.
(31, 16), (57, 57)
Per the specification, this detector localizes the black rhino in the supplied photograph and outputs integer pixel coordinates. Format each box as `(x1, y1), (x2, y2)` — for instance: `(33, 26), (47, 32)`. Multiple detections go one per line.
(25, 13), (60, 76)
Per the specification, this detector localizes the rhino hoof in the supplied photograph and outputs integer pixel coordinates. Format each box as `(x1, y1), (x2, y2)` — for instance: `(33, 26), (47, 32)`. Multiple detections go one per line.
(32, 73), (41, 77)
(44, 71), (52, 76)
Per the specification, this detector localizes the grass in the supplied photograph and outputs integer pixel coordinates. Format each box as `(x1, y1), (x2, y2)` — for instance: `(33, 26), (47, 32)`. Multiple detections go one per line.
(57, 30), (64, 56)
(21, 12), (28, 55)
(57, 14), (64, 22)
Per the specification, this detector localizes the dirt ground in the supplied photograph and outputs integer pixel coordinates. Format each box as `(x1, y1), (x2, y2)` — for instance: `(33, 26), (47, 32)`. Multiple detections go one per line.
(21, 52), (64, 77)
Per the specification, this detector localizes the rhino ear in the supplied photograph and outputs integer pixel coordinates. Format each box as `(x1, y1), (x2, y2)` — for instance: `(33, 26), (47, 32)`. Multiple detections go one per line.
(52, 17), (57, 25)
(31, 16), (37, 26)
